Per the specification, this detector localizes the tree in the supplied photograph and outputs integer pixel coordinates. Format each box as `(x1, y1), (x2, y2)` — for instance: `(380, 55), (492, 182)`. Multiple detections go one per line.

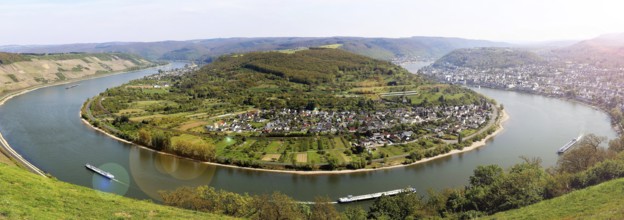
(137, 128), (152, 146)
(581, 134), (607, 150)
(469, 165), (503, 187)
(608, 135), (624, 153)
(488, 159), (549, 212)
(249, 192), (305, 220)
(343, 206), (367, 220)
(445, 189), (469, 213)
(150, 130), (171, 151)
(557, 134), (611, 174)
(425, 189), (452, 217)
(160, 187), (202, 210)
(310, 196), (340, 220)
(196, 186), (251, 217)
(463, 165), (504, 212)
(326, 155), (340, 170)
(368, 191), (426, 220)
(408, 150), (424, 161)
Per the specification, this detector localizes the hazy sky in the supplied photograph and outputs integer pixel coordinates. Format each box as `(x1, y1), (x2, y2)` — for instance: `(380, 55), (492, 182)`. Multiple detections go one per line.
(2, 0), (624, 45)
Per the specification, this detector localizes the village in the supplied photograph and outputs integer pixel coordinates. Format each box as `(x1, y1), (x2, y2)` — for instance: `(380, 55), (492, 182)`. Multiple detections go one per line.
(421, 62), (624, 116)
(206, 103), (494, 149)
(148, 62), (200, 80)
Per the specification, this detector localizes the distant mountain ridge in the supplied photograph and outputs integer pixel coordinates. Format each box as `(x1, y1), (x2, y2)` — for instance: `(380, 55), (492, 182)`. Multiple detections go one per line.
(0, 37), (511, 62)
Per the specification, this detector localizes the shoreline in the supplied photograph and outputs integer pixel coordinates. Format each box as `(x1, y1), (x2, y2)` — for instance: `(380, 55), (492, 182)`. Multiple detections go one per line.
(0, 63), (167, 176)
(82, 102), (510, 175)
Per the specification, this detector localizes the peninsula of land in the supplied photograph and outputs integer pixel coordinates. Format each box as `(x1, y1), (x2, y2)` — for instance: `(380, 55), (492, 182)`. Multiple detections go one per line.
(83, 48), (505, 172)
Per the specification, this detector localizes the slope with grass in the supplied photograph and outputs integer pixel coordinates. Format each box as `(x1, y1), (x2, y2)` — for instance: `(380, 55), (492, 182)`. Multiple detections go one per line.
(489, 177), (624, 219)
(0, 52), (155, 94)
(0, 163), (233, 219)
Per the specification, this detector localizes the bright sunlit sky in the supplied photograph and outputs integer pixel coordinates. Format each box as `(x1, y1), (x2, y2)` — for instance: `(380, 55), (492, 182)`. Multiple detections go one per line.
(2, 0), (624, 45)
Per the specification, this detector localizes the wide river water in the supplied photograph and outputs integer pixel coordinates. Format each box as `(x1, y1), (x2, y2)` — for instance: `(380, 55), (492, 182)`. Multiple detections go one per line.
(0, 63), (617, 206)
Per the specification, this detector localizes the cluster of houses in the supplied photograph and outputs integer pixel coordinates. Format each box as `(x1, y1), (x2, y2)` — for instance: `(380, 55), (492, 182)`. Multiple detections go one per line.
(206, 104), (493, 148)
(146, 63), (199, 80)
(422, 61), (624, 113)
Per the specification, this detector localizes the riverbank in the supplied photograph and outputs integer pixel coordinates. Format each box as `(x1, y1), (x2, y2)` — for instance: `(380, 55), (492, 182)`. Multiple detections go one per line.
(472, 85), (623, 135)
(0, 63), (168, 176)
(81, 100), (509, 175)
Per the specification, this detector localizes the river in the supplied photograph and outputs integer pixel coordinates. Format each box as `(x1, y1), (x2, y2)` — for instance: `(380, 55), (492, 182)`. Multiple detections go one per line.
(0, 62), (616, 206)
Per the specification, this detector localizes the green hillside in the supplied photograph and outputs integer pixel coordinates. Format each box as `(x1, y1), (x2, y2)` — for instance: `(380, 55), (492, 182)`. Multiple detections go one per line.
(0, 163), (233, 219)
(433, 47), (545, 69)
(177, 48), (426, 109)
(490, 177), (624, 219)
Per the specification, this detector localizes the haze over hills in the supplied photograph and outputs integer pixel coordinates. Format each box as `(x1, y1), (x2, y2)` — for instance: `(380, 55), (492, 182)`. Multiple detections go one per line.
(0, 36), (511, 62)
(425, 32), (624, 70)
(553, 32), (624, 67)
(4, 33), (624, 69)
(432, 47), (545, 69)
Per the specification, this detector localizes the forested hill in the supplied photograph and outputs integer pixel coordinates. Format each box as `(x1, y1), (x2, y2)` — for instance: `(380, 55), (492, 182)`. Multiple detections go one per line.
(432, 47), (545, 69)
(174, 48), (425, 110)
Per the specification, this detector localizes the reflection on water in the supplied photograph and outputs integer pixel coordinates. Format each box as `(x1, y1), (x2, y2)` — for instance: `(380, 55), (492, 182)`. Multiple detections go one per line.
(91, 163), (130, 196)
(128, 146), (216, 200)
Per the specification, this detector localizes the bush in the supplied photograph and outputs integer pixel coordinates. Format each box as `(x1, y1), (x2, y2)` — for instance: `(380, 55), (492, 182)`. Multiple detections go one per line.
(150, 131), (171, 151)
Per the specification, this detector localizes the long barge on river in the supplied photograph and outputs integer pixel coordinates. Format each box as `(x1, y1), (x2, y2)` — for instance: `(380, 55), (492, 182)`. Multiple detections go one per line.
(65, 84), (79, 89)
(557, 134), (583, 154)
(85, 163), (115, 179)
(338, 187), (416, 203)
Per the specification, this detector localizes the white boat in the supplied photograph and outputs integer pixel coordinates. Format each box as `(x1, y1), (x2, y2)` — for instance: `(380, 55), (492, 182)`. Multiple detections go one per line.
(338, 187), (416, 203)
(557, 134), (583, 154)
(85, 163), (114, 179)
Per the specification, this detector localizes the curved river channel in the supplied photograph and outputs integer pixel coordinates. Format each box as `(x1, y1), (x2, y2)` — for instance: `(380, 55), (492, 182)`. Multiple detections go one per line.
(0, 62), (617, 205)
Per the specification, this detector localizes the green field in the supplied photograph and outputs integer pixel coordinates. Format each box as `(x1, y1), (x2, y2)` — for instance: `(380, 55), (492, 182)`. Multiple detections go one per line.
(490, 177), (624, 219)
(317, 44), (343, 49)
(0, 163), (232, 219)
